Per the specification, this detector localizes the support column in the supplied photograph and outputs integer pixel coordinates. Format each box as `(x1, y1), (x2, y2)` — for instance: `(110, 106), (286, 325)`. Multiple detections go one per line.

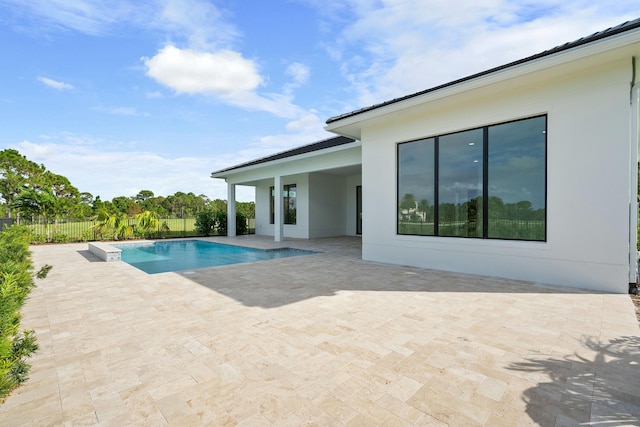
(227, 182), (236, 237)
(274, 175), (283, 242)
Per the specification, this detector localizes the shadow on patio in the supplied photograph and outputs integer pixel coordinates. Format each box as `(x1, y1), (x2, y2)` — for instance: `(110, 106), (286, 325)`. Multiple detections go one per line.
(180, 236), (600, 309)
(508, 335), (640, 425)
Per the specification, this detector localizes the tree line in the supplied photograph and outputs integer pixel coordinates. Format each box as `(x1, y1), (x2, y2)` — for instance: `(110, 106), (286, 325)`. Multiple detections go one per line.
(0, 149), (254, 222)
(399, 193), (545, 222)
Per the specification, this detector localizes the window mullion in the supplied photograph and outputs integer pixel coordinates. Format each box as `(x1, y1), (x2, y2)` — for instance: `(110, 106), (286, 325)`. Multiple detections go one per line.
(434, 136), (439, 236)
(483, 127), (489, 239)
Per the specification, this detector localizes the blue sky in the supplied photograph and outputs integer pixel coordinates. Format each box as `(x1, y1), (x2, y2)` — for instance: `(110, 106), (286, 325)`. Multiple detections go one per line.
(1, 1), (638, 202)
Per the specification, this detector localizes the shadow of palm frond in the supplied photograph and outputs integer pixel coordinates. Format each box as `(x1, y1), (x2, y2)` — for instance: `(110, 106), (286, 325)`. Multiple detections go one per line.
(508, 335), (640, 426)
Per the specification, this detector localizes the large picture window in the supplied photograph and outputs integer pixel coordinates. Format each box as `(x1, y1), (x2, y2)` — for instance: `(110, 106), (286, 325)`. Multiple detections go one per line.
(397, 138), (435, 235)
(397, 115), (546, 241)
(270, 184), (297, 225)
(438, 128), (483, 238)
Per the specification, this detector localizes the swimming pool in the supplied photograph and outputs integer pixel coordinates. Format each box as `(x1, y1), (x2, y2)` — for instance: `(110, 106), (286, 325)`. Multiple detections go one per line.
(113, 240), (317, 274)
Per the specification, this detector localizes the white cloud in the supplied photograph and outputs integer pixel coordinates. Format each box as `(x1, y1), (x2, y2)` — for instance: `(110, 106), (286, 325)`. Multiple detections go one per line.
(3, 0), (235, 48)
(307, 0), (640, 107)
(156, 0), (238, 50)
(143, 45), (309, 119)
(92, 106), (148, 116)
(286, 62), (310, 86)
(11, 138), (256, 202)
(219, 129), (336, 168)
(3, 0), (141, 36)
(285, 112), (322, 133)
(38, 76), (74, 91)
(146, 91), (164, 99)
(143, 45), (262, 95)
(12, 0), (319, 126)
(282, 62), (311, 96)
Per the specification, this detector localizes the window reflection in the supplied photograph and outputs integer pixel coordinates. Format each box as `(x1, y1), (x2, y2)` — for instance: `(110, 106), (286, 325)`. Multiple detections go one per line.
(438, 129), (483, 237)
(397, 138), (435, 235)
(488, 116), (546, 239)
(270, 184), (297, 225)
(397, 115), (546, 241)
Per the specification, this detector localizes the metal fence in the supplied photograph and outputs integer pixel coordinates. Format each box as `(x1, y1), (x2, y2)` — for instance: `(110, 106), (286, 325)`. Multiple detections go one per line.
(0, 218), (15, 230)
(11, 217), (255, 243)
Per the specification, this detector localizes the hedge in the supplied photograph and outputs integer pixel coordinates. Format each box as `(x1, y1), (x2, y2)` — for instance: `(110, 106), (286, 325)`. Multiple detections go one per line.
(0, 226), (50, 401)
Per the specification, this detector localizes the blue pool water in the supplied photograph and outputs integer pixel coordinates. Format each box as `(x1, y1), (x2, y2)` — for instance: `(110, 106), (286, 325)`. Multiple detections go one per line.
(113, 240), (316, 274)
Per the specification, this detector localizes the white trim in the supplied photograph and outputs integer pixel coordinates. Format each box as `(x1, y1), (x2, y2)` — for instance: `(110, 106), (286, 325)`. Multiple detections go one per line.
(326, 31), (640, 137)
(211, 141), (361, 178)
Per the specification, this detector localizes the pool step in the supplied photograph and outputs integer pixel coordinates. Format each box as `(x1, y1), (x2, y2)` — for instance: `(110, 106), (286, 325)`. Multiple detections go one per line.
(88, 242), (121, 262)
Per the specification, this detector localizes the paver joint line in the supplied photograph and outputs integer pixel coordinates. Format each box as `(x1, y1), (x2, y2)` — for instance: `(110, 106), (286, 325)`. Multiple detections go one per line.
(0, 236), (638, 426)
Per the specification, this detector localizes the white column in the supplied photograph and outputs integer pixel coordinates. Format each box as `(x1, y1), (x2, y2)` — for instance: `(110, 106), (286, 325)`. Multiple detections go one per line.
(227, 182), (236, 237)
(274, 175), (283, 242)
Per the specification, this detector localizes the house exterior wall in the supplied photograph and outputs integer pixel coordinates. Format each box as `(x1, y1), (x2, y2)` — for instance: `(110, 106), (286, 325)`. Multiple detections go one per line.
(309, 173), (346, 238)
(254, 180), (271, 237)
(359, 57), (635, 293)
(254, 174), (310, 238)
(254, 171), (362, 238)
(223, 143), (362, 240)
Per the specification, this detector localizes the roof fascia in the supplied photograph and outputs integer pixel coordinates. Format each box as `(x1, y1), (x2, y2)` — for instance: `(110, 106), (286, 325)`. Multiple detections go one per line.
(325, 30), (640, 136)
(211, 140), (362, 180)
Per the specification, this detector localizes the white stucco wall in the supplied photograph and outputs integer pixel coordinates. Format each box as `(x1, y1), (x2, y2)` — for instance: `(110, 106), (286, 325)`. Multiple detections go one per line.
(254, 174), (310, 238)
(359, 57), (636, 293)
(254, 180), (271, 237)
(309, 173), (346, 238)
(255, 172), (361, 238)
(222, 142), (362, 240)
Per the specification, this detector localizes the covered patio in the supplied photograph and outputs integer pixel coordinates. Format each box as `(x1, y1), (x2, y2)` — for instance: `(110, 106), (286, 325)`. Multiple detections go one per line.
(1, 236), (639, 425)
(211, 136), (362, 241)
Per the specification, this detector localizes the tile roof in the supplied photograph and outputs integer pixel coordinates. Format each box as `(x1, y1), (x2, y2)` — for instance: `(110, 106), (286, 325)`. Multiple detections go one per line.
(326, 17), (640, 125)
(211, 135), (356, 176)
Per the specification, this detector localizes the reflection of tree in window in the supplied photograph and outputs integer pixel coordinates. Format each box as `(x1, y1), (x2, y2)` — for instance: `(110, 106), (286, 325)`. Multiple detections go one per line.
(269, 184), (297, 225)
(283, 184), (296, 225)
(488, 116), (546, 240)
(269, 186), (275, 224)
(396, 115), (546, 241)
(397, 137), (435, 235)
(438, 128), (483, 238)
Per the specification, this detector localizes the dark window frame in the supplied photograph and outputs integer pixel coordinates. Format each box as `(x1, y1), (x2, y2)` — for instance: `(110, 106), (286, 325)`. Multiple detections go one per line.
(270, 184), (297, 225)
(397, 114), (547, 242)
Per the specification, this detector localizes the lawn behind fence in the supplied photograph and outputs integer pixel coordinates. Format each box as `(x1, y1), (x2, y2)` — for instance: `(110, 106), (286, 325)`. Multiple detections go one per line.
(20, 217), (255, 243)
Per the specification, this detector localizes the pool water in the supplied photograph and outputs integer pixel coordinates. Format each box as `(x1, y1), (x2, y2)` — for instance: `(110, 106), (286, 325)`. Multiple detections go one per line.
(114, 240), (316, 274)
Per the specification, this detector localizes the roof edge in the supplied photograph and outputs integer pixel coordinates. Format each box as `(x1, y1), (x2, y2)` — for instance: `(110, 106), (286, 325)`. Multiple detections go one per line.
(211, 135), (357, 177)
(326, 17), (640, 125)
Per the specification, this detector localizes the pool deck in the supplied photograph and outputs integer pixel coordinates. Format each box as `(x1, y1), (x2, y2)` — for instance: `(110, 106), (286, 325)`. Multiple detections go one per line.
(1, 236), (639, 426)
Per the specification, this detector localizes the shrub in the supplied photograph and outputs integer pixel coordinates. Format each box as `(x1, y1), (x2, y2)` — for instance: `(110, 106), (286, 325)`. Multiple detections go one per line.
(214, 210), (227, 235)
(136, 211), (160, 239)
(51, 233), (70, 243)
(236, 213), (248, 235)
(0, 226), (50, 401)
(195, 210), (216, 236)
(159, 221), (171, 238)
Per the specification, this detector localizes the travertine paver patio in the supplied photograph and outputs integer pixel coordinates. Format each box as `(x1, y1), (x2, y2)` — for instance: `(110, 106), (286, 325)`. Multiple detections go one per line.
(1, 236), (639, 426)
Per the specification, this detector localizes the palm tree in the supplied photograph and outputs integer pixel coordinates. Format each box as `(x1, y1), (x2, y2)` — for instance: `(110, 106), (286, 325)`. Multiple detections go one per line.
(93, 209), (133, 241)
(418, 198), (431, 221)
(136, 210), (159, 239)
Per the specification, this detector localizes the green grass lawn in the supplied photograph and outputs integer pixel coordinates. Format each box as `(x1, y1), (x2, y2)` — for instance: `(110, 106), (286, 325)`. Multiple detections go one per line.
(24, 217), (240, 243)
